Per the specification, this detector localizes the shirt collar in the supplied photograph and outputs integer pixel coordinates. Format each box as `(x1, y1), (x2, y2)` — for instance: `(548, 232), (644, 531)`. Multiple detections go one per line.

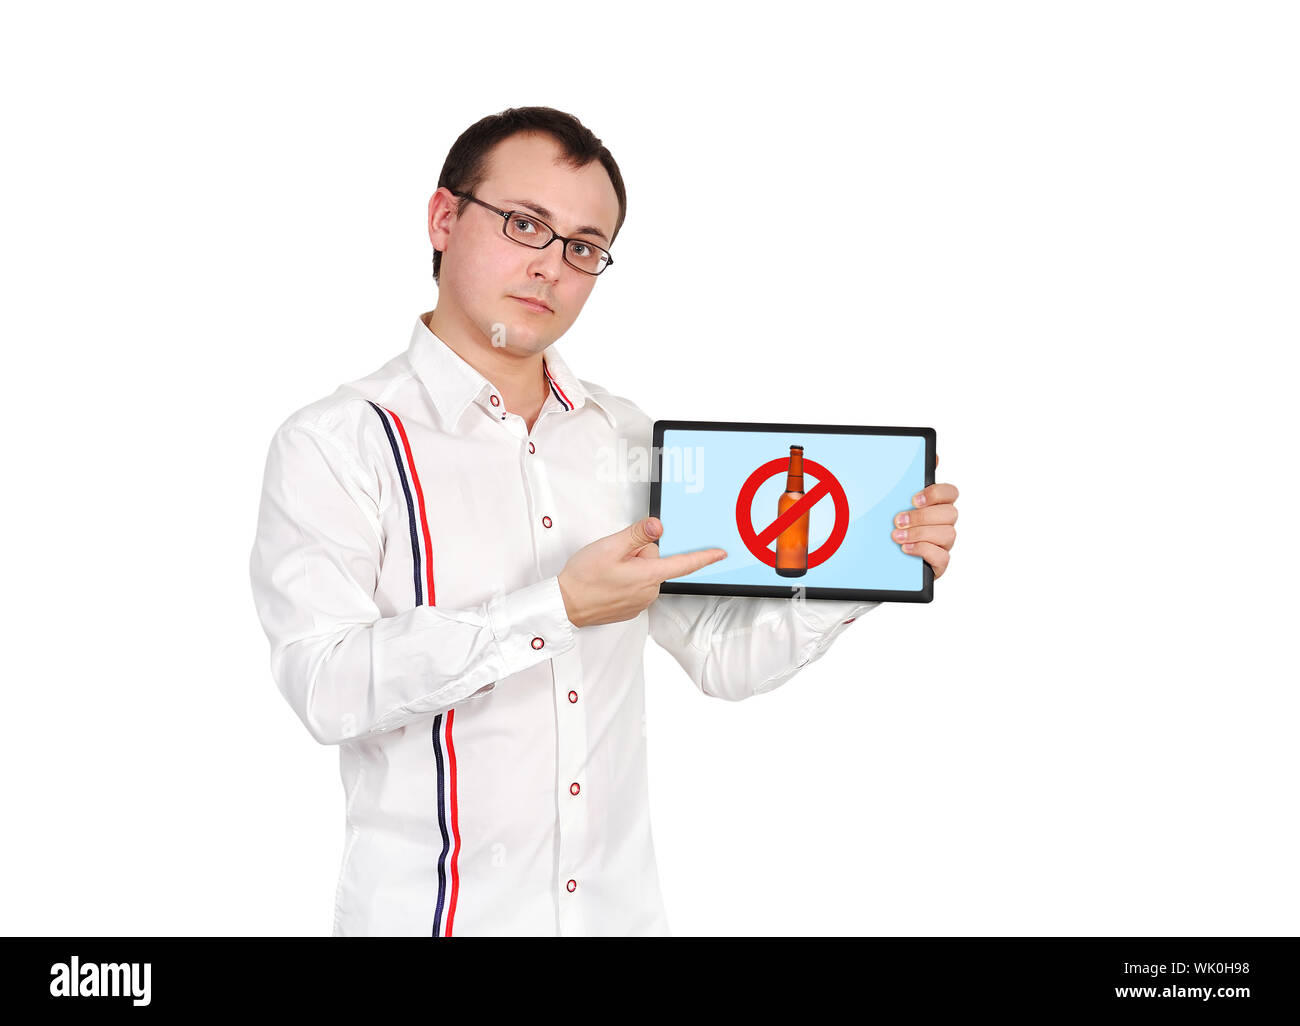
(407, 313), (617, 432)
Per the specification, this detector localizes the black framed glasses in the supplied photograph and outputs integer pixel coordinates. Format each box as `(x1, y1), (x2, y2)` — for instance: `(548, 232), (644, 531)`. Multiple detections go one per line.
(452, 191), (614, 276)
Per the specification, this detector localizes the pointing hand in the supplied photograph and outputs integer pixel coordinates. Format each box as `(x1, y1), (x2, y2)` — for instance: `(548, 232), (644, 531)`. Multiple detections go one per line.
(558, 517), (726, 628)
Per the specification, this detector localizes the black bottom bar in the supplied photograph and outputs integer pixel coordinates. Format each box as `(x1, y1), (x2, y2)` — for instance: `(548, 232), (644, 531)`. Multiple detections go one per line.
(3, 937), (1294, 1015)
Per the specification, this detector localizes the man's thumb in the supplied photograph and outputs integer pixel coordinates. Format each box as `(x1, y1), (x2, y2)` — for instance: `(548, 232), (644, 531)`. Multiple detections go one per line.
(627, 516), (662, 551)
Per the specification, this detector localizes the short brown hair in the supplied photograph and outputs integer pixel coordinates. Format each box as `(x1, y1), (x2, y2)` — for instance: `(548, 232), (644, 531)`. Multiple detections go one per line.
(431, 106), (627, 283)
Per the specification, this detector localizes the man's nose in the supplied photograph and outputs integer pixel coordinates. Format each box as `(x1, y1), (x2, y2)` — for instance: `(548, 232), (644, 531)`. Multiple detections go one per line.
(528, 240), (566, 280)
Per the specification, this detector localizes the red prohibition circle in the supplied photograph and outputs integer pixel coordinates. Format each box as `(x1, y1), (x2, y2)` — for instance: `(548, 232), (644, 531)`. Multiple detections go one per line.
(735, 458), (850, 569)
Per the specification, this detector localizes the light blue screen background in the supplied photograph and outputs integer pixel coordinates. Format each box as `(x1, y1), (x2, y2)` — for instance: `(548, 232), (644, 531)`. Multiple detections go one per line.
(657, 428), (926, 591)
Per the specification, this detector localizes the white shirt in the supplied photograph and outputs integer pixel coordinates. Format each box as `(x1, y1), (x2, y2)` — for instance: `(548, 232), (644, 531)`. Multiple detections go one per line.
(248, 313), (879, 936)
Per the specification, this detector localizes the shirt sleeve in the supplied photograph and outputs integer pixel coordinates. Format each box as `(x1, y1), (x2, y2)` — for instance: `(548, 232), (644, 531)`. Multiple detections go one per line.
(248, 418), (576, 745)
(646, 591), (879, 701)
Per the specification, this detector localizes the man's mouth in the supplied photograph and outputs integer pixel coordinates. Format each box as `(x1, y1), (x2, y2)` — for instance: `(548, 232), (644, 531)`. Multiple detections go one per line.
(510, 295), (553, 313)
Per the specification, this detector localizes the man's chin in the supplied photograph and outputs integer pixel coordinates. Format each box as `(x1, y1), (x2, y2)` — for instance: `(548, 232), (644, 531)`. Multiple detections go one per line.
(486, 323), (556, 354)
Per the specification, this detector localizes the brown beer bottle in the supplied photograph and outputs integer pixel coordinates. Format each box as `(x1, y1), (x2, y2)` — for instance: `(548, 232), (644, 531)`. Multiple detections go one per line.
(775, 444), (809, 577)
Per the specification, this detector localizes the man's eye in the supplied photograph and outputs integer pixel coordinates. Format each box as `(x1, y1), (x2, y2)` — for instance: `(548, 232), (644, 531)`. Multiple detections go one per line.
(569, 242), (591, 257)
(512, 217), (537, 234)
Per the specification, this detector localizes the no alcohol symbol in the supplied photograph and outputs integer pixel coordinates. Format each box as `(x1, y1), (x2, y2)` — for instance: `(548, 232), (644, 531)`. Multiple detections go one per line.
(734, 458), (851, 569)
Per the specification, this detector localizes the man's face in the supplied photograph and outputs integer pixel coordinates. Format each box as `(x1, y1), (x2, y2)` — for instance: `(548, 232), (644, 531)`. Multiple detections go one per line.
(429, 131), (620, 357)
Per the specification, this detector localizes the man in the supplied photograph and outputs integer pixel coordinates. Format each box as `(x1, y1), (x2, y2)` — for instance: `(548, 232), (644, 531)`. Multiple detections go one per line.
(248, 106), (960, 936)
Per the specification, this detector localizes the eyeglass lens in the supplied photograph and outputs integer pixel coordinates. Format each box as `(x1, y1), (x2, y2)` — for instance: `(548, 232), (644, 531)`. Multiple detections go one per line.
(503, 213), (610, 274)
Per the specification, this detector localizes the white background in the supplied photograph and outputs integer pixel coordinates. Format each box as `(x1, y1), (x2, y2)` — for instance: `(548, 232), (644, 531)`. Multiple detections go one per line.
(2, 1), (1296, 936)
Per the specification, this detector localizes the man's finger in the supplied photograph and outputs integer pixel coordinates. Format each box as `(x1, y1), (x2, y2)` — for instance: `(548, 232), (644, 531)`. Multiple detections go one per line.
(905, 539), (949, 579)
(914, 482), (958, 507)
(651, 547), (727, 583)
(624, 516), (663, 554)
(895, 503), (958, 529)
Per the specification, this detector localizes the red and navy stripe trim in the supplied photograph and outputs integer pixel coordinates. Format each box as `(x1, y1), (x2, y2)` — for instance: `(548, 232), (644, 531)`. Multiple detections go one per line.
(367, 401), (433, 605)
(366, 401), (461, 937)
(543, 360), (573, 411)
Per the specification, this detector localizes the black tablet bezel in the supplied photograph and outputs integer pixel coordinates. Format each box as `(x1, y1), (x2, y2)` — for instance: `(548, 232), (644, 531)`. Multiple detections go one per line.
(648, 419), (936, 604)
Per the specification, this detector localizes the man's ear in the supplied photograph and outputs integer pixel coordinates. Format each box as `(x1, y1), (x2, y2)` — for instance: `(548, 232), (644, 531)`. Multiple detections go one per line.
(428, 187), (457, 250)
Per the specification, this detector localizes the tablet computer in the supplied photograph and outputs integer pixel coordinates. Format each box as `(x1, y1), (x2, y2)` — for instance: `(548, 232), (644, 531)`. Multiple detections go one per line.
(648, 419), (936, 603)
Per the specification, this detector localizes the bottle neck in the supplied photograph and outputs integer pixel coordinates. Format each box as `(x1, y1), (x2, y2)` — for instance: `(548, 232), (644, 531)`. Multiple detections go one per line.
(785, 450), (803, 492)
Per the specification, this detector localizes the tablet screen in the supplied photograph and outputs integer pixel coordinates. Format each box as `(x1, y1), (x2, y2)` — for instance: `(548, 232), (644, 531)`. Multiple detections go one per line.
(650, 420), (935, 602)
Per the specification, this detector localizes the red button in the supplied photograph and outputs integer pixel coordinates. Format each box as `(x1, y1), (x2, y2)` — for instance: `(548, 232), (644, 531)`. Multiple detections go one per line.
(570, 782), (580, 796)
(542, 516), (552, 528)
(566, 879), (577, 893)
(489, 394), (500, 407)
(528, 441), (536, 454)
(531, 637), (545, 650)
(568, 690), (578, 703)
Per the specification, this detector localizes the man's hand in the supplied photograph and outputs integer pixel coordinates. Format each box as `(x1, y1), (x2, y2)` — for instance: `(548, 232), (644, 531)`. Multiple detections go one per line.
(558, 517), (725, 628)
(891, 452), (959, 579)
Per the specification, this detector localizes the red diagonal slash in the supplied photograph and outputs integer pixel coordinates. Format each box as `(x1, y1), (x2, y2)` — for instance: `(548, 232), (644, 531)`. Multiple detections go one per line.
(753, 478), (833, 549)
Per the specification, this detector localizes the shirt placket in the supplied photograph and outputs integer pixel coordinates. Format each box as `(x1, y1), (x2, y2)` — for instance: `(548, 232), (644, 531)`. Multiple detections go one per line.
(505, 393), (591, 935)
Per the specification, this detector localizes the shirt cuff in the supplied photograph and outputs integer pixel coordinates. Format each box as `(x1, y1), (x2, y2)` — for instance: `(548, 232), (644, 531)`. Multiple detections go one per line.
(792, 598), (879, 634)
(486, 576), (577, 670)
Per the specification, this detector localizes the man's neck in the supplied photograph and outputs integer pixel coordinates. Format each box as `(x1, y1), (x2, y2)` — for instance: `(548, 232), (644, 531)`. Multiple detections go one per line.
(423, 307), (551, 413)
